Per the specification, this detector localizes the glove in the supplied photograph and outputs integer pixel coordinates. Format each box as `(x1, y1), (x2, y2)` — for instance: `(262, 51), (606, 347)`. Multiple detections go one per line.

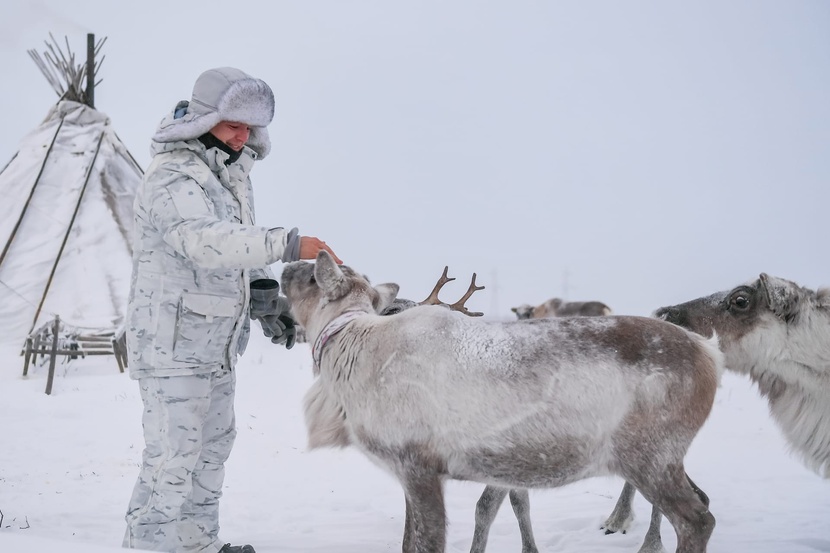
(271, 312), (297, 349)
(250, 279), (297, 349)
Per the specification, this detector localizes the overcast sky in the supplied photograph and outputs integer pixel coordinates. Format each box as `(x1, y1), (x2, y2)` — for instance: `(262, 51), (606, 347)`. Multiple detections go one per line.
(2, 1), (828, 318)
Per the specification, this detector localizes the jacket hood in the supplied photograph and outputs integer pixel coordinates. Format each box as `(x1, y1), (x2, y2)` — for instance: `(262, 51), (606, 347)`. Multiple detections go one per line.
(151, 67), (274, 159)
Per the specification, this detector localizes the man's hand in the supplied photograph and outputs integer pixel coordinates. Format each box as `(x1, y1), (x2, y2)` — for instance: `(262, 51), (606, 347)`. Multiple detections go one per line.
(299, 236), (343, 264)
(270, 312), (297, 349)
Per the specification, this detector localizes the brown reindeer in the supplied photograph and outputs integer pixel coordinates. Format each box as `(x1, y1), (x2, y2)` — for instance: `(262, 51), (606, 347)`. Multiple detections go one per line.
(512, 298), (613, 320)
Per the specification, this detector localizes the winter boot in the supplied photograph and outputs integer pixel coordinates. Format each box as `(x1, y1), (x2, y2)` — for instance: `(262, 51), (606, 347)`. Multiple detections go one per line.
(219, 544), (255, 553)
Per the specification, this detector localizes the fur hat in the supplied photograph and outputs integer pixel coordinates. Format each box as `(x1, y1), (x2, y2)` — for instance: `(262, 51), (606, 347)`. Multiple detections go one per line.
(153, 67), (275, 158)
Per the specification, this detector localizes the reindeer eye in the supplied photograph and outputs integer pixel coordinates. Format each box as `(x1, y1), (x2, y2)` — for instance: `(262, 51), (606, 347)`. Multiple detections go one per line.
(730, 294), (750, 310)
(309, 275), (316, 285)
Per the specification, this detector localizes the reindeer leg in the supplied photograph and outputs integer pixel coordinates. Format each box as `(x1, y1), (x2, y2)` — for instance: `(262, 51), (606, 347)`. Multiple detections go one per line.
(635, 467), (714, 553)
(601, 480), (636, 534)
(635, 473), (704, 553)
(685, 474), (709, 507)
(470, 486), (508, 553)
(401, 471), (446, 553)
(508, 488), (539, 553)
(635, 504), (666, 553)
(402, 494), (416, 553)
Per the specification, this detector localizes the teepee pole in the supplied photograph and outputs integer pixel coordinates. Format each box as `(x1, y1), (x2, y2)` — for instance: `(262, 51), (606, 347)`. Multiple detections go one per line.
(28, 33), (107, 106)
(0, 118), (66, 271)
(86, 33), (95, 108)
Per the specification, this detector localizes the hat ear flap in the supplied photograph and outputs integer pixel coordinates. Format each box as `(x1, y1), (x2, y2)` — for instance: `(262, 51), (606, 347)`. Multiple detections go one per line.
(246, 127), (271, 159)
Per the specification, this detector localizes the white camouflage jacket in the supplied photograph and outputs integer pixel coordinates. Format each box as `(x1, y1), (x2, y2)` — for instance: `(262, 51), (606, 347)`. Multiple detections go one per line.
(126, 125), (294, 378)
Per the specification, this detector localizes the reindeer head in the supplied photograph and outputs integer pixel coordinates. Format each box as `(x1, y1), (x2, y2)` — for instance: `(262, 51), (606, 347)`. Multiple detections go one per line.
(280, 251), (399, 339)
(655, 273), (817, 337)
(511, 304), (534, 320)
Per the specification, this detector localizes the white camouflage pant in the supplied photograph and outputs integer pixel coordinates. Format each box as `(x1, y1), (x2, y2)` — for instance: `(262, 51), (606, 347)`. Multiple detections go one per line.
(124, 371), (236, 552)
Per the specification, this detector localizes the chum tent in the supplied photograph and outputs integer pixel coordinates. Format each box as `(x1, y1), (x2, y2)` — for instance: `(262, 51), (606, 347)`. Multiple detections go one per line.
(0, 34), (141, 359)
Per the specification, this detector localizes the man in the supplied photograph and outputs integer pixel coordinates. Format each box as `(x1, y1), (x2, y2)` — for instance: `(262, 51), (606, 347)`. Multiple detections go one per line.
(123, 67), (341, 553)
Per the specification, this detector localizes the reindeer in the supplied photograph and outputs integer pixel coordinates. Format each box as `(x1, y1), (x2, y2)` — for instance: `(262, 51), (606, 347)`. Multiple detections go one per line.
(512, 298), (613, 320)
(654, 273), (830, 478)
(281, 251), (723, 553)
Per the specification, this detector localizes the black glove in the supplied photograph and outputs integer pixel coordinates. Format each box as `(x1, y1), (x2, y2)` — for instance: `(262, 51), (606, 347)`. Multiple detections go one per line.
(271, 312), (297, 349)
(250, 279), (297, 349)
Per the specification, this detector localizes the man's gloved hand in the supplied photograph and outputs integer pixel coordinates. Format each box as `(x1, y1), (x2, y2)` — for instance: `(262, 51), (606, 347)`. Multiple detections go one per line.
(271, 312), (297, 349)
(250, 279), (297, 349)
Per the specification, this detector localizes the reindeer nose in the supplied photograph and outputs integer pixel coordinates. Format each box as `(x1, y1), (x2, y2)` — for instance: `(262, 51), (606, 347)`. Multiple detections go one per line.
(655, 306), (682, 324)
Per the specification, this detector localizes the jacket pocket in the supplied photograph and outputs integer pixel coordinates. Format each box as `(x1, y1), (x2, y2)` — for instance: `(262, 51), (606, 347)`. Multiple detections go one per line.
(172, 292), (239, 365)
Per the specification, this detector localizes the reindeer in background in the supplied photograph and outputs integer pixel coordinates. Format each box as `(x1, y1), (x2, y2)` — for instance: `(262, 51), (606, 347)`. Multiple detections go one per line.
(512, 297), (613, 320)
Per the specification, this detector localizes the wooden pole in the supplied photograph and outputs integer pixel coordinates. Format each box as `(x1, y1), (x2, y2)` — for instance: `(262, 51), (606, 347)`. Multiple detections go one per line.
(22, 337), (33, 376)
(45, 315), (61, 395)
(86, 33), (95, 108)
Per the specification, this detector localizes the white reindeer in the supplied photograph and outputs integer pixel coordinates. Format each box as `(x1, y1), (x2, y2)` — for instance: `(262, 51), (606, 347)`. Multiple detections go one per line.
(654, 273), (830, 478)
(281, 251), (723, 553)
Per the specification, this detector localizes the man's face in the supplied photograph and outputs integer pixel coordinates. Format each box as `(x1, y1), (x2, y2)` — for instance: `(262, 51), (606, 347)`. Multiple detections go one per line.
(210, 121), (251, 151)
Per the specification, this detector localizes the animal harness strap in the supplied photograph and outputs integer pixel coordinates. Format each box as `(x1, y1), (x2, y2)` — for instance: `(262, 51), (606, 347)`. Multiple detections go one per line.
(312, 310), (366, 370)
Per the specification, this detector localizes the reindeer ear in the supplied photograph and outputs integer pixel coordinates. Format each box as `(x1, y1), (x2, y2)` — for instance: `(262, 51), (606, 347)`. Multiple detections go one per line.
(314, 250), (350, 300)
(759, 273), (802, 321)
(374, 283), (400, 313)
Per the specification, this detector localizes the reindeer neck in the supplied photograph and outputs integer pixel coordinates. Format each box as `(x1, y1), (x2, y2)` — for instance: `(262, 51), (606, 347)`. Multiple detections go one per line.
(312, 310), (368, 372)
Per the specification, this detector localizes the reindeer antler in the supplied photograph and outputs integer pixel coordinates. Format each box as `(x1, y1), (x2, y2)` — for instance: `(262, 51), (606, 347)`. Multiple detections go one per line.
(449, 273), (485, 316)
(419, 266), (485, 317)
(420, 266), (455, 305)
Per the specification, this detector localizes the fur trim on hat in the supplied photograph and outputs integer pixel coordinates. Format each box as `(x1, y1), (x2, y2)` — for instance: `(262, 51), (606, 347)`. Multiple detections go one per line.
(153, 67), (275, 158)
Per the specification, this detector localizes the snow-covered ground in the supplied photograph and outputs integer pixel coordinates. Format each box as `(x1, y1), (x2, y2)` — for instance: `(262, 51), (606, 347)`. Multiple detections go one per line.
(1, 333), (828, 553)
